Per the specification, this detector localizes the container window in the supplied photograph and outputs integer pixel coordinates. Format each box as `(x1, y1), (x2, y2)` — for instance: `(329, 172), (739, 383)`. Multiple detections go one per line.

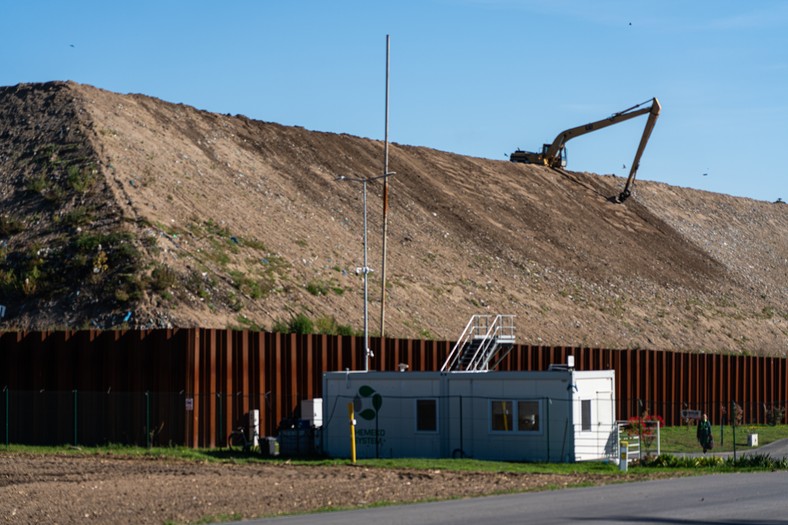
(517, 400), (540, 431)
(581, 399), (592, 431)
(491, 400), (514, 431)
(416, 399), (437, 432)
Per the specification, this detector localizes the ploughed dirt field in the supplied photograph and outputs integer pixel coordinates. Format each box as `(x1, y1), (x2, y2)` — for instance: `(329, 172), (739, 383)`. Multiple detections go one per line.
(0, 452), (675, 524)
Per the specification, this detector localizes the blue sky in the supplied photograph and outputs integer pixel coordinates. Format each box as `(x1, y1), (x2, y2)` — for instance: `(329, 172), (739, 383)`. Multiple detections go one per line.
(2, 1), (786, 202)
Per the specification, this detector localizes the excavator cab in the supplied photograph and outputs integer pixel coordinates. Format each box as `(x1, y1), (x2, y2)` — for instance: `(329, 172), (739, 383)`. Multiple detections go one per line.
(542, 144), (567, 168)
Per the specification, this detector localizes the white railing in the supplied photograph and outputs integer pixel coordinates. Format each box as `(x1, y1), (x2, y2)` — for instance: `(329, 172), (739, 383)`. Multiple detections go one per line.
(441, 315), (515, 372)
(615, 419), (661, 464)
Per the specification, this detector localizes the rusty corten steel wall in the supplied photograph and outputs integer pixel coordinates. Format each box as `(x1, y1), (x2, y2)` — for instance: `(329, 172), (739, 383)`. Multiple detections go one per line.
(0, 329), (186, 445)
(1, 328), (786, 447)
(183, 329), (454, 447)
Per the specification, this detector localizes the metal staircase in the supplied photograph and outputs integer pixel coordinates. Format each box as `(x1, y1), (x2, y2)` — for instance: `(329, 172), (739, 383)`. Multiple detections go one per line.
(440, 315), (516, 372)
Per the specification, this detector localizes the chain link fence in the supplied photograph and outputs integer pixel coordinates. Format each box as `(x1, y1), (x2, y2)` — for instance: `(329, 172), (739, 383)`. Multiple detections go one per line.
(1, 387), (785, 450)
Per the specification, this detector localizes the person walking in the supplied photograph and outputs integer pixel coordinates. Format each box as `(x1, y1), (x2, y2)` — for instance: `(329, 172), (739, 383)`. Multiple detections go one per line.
(697, 413), (713, 453)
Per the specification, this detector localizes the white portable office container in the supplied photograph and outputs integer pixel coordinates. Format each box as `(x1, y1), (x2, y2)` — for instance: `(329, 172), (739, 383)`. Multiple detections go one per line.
(322, 368), (616, 462)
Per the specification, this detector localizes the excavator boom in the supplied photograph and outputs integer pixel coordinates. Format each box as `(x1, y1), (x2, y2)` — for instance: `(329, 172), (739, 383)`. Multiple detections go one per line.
(617, 98), (661, 202)
(510, 98), (661, 202)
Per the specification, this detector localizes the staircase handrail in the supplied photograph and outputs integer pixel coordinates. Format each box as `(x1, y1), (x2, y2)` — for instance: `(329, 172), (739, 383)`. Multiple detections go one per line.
(440, 315), (484, 372)
(465, 318), (501, 371)
(442, 314), (516, 372)
(470, 315), (517, 371)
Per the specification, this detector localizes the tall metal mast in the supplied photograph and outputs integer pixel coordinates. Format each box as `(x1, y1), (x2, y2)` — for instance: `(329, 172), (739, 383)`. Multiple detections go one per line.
(380, 34), (391, 339)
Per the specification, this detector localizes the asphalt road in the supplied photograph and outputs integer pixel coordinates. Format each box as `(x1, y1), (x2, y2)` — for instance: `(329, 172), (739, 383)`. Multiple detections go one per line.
(233, 472), (788, 525)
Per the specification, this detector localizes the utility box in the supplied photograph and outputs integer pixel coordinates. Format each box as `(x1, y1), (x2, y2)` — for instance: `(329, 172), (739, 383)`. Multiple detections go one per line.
(260, 436), (280, 457)
(248, 409), (260, 447)
(301, 398), (323, 427)
(278, 419), (316, 457)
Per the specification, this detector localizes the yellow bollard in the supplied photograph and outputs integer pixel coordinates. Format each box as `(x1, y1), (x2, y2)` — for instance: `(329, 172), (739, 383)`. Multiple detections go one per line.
(619, 440), (628, 472)
(348, 402), (357, 464)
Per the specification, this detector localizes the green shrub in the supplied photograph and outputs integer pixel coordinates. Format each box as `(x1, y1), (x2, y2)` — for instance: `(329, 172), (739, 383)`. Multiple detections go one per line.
(639, 452), (788, 470)
(306, 280), (329, 296)
(0, 215), (24, 236)
(289, 313), (313, 334)
(62, 207), (93, 227)
(116, 273), (145, 302)
(26, 174), (49, 194)
(0, 268), (18, 296)
(150, 265), (177, 291)
(765, 405), (786, 426)
(229, 270), (269, 300)
(729, 454), (788, 469)
(21, 265), (42, 295)
(315, 315), (355, 336)
(204, 218), (231, 238)
(234, 315), (264, 331)
(66, 164), (96, 192)
(272, 313), (314, 334)
(335, 324), (355, 336)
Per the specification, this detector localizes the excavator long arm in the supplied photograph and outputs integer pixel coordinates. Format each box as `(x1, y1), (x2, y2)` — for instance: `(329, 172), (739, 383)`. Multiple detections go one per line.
(543, 98), (660, 162)
(616, 98), (661, 202)
(510, 97), (661, 202)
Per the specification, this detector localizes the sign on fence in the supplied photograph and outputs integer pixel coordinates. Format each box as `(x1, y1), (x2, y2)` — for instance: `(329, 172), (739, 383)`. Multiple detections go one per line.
(185, 397), (194, 411)
(681, 409), (702, 420)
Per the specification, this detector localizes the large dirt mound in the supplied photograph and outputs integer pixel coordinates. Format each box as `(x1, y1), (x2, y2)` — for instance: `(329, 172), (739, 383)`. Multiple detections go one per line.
(0, 81), (785, 354)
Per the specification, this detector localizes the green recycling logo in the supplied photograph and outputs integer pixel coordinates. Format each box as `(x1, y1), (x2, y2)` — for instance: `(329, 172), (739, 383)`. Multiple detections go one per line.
(354, 385), (382, 420)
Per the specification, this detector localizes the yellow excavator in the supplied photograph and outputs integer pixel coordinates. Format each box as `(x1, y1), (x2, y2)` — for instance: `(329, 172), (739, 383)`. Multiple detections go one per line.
(510, 97), (661, 202)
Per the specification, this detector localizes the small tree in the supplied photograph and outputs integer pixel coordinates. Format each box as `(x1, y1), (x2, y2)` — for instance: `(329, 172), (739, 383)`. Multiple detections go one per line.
(625, 412), (665, 454)
(765, 404), (786, 426)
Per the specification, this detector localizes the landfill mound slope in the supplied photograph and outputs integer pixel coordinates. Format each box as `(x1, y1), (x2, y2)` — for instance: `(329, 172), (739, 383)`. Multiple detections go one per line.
(0, 81), (785, 355)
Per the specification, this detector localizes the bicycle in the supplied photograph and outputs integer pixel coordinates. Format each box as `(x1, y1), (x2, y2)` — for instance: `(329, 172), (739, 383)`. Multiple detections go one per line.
(227, 426), (257, 453)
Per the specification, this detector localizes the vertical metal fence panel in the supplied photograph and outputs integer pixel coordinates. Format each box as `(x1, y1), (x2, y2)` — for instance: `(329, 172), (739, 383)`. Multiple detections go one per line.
(643, 350), (652, 414)
(675, 352), (684, 425)
(303, 334), (314, 402)
(764, 357), (780, 417)
(754, 355), (761, 421)
(240, 331), (251, 422)
(688, 353), (698, 416)
(717, 354), (727, 424)
(702, 353), (711, 416)
(744, 355), (752, 420)
(731, 354), (740, 415)
(783, 358), (788, 420)
(653, 350), (662, 421)
(274, 332), (285, 436)
(253, 332), (265, 443)
(187, 328), (199, 447)
(670, 351), (680, 426)
(698, 354), (707, 417)
(624, 349), (634, 419)
(611, 349), (622, 422)
(763, 357), (770, 420)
